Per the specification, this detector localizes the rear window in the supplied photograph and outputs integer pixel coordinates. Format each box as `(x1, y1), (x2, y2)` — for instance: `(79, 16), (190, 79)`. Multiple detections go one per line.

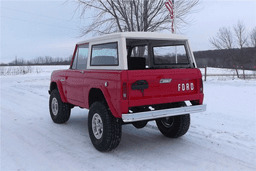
(90, 42), (118, 66)
(153, 45), (189, 65)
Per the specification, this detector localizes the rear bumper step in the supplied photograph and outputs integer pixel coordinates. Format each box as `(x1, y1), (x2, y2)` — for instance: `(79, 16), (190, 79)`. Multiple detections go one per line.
(122, 104), (206, 123)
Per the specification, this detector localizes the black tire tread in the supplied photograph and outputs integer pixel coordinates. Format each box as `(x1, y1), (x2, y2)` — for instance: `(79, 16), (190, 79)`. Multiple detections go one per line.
(156, 102), (190, 138)
(174, 114), (190, 138)
(156, 114), (190, 138)
(88, 102), (121, 152)
(49, 89), (71, 123)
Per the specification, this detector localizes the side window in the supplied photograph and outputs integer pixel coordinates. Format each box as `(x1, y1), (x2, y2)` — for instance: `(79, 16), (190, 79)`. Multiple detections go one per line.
(91, 42), (118, 66)
(72, 44), (89, 69)
(130, 45), (148, 58)
(128, 45), (148, 70)
(72, 48), (78, 69)
(77, 44), (89, 70)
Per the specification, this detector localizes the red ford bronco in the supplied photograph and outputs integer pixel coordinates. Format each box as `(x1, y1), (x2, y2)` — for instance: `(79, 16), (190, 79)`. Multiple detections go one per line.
(49, 32), (206, 152)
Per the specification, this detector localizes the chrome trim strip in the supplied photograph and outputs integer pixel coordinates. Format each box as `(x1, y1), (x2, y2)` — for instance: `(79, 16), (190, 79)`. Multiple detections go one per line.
(122, 104), (206, 123)
(160, 78), (172, 83)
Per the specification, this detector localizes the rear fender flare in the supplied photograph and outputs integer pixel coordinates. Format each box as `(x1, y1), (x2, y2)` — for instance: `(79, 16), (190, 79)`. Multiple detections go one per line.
(89, 86), (120, 118)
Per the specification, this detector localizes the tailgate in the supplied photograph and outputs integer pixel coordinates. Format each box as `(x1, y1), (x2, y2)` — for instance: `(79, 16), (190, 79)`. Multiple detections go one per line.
(127, 68), (202, 107)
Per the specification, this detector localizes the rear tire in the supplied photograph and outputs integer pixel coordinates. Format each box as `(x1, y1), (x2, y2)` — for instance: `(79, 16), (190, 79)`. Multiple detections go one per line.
(88, 102), (122, 152)
(156, 114), (190, 138)
(49, 89), (71, 123)
(155, 102), (190, 138)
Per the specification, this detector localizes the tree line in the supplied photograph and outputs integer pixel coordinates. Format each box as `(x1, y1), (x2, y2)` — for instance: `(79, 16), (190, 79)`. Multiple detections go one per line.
(0, 56), (72, 66)
(1, 47), (255, 70)
(194, 47), (256, 70)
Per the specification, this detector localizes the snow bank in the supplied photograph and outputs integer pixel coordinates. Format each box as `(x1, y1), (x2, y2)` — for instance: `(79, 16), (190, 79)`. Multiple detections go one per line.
(0, 65), (69, 76)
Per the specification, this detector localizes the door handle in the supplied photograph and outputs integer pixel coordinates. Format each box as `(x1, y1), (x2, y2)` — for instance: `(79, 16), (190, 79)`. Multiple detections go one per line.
(60, 78), (65, 82)
(80, 71), (84, 74)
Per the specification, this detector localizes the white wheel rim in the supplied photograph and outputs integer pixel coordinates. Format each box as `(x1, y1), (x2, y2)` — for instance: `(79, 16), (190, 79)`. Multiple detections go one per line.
(51, 97), (58, 116)
(92, 113), (103, 139)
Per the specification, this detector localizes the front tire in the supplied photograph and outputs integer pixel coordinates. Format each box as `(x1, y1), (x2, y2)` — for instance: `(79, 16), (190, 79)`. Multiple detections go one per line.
(49, 89), (71, 123)
(88, 102), (122, 152)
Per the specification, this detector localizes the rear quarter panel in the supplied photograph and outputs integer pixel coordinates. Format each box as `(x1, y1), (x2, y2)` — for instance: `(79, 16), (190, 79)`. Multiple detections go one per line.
(83, 70), (126, 118)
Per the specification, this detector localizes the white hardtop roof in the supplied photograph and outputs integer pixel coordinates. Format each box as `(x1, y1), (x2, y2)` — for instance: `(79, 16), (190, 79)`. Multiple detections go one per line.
(77, 32), (188, 44)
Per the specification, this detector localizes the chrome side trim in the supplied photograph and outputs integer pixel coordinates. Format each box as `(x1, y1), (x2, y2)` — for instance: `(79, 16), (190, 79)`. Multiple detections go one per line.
(122, 104), (206, 123)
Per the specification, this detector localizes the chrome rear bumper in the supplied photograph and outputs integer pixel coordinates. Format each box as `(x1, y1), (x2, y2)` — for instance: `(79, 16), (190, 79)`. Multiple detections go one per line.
(122, 104), (206, 123)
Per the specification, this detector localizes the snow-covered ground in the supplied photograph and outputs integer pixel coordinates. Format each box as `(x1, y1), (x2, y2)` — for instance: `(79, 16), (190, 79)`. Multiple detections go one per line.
(199, 67), (256, 75)
(1, 66), (256, 171)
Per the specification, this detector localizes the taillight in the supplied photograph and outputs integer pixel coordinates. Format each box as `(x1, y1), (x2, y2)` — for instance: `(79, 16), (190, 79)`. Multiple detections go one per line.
(199, 78), (203, 93)
(122, 82), (128, 100)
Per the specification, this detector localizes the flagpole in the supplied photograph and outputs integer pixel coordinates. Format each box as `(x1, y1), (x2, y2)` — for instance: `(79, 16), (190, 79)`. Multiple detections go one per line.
(165, 0), (177, 63)
(173, 0), (178, 63)
(173, 0), (175, 34)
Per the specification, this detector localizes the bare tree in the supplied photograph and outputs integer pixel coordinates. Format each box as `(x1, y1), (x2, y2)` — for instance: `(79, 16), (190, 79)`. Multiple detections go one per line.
(44, 56), (54, 64)
(232, 21), (249, 77)
(17, 58), (26, 66)
(75, 0), (200, 35)
(233, 21), (248, 49)
(250, 27), (256, 47)
(209, 27), (234, 49)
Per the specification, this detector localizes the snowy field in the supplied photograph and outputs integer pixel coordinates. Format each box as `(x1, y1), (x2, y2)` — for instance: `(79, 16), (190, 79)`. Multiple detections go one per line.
(1, 65), (256, 171)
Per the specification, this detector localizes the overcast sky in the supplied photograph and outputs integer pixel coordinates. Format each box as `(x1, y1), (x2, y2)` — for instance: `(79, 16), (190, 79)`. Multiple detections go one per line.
(1, 0), (256, 63)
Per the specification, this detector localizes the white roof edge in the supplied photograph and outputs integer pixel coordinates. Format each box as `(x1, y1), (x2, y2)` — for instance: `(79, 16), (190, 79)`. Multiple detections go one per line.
(77, 32), (188, 44)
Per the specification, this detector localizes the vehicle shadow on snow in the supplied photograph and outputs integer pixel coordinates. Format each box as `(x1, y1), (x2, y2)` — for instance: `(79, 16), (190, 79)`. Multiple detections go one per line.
(115, 124), (189, 155)
(67, 112), (190, 155)
(66, 112), (89, 137)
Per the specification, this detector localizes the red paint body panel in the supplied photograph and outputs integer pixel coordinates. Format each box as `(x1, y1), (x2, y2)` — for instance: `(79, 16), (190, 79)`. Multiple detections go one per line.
(62, 69), (125, 118)
(50, 68), (204, 118)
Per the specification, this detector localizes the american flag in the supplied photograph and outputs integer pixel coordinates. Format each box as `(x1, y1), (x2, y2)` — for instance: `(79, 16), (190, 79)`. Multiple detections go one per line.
(165, 0), (174, 33)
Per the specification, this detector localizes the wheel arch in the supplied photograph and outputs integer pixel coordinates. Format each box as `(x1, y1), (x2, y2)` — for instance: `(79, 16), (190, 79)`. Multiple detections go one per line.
(49, 81), (67, 103)
(88, 87), (120, 118)
(50, 82), (57, 92)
